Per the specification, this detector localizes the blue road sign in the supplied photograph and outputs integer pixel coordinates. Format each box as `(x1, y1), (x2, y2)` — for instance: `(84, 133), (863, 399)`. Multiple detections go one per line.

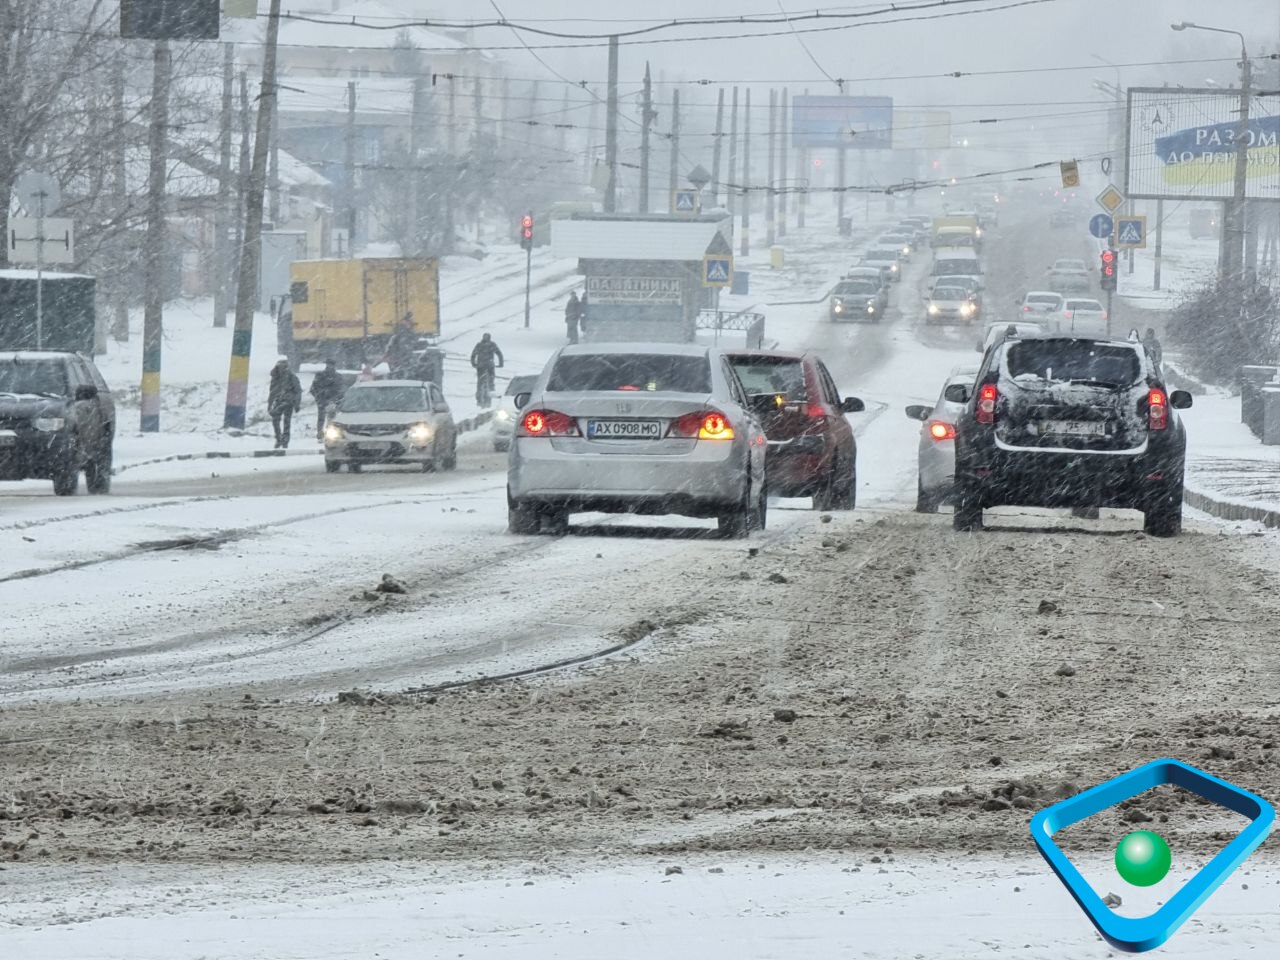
(674, 190), (698, 213)
(1088, 213), (1114, 239)
(1116, 215), (1147, 248)
(703, 255), (733, 287)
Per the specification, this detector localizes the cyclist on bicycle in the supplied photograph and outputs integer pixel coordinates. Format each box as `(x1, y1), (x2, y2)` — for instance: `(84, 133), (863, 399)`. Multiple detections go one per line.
(470, 333), (504, 407)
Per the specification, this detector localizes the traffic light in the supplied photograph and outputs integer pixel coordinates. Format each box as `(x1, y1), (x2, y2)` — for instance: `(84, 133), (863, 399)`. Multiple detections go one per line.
(1100, 248), (1118, 291)
(520, 213), (534, 251)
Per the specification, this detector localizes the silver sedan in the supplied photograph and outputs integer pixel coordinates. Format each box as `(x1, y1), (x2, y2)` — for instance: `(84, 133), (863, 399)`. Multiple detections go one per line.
(507, 343), (768, 537)
(905, 364), (979, 512)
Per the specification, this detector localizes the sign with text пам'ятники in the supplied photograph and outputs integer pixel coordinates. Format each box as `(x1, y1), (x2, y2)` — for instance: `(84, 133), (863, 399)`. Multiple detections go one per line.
(586, 276), (683, 305)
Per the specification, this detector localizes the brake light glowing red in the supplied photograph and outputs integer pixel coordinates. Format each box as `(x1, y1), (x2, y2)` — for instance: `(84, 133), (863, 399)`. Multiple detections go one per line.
(669, 410), (736, 440)
(976, 383), (998, 425)
(928, 420), (956, 441)
(520, 410), (579, 437)
(1147, 388), (1168, 431)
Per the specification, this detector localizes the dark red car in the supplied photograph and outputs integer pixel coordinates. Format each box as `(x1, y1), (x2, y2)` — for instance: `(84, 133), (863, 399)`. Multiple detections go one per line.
(726, 350), (863, 509)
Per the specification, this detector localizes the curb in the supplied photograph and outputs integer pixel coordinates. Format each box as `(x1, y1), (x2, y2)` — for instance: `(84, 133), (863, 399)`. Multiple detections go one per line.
(112, 411), (496, 477)
(1184, 484), (1280, 529)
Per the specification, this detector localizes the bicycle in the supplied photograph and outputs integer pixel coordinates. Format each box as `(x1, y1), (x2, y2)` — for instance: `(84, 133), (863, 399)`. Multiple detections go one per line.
(475, 366), (496, 407)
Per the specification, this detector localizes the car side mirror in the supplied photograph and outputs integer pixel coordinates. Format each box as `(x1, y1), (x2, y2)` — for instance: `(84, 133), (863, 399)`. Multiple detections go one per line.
(840, 396), (865, 414)
(514, 392), (531, 410)
(434, 402), (450, 413)
(944, 383), (972, 404)
(74, 384), (98, 401)
(904, 404), (931, 422)
(1169, 390), (1193, 410)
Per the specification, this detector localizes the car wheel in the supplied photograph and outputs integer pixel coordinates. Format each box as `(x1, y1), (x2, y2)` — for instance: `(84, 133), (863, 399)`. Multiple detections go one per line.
(750, 483), (768, 531)
(1143, 481), (1183, 537)
(85, 442), (112, 495)
(441, 437), (458, 471)
(422, 460), (435, 473)
(508, 497), (541, 535)
(952, 483), (984, 531)
(718, 508), (751, 539)
(916, 478), (940, 514)
(52, 463), (79, 496)
(325, 460), (342, 473)
(541, 509), (570, 537)
(347, 462), (362, 473)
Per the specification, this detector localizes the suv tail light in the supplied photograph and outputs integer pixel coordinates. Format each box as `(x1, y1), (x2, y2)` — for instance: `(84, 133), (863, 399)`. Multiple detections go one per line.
(928, 420), (957, 441)
(519, 410), (580, 437)
(1147, 388), (1168, 431)
(976, 383), (998, 425)
(669, 410), (736, 440)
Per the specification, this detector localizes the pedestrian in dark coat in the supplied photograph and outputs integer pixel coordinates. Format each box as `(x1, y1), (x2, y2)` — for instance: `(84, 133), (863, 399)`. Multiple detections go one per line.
(268, 357), (302, 449)
(310, 359), (345, 441)
(564, 292), (582, 344)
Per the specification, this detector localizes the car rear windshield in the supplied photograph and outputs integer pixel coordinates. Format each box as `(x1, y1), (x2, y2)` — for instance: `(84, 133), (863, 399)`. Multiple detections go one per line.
(1005, 341), (1142, 386)
(1027, 295), (1061, 306)
(1065, 300), (1102, 311)
(0, 360), (68, 396)
(504, 375), (538, 396)
(729, 357), (806, 400)
(339, 386), (428, 412)
(835, 281), (878, 295)
(547, 353), (711, 394)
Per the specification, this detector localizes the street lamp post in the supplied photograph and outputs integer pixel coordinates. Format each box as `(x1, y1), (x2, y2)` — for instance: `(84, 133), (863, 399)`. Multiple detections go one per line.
(1171, 21), (1252, 297)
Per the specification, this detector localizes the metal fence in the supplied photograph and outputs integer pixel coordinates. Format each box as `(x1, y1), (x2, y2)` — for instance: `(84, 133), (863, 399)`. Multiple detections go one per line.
(696, 308), (766, 349)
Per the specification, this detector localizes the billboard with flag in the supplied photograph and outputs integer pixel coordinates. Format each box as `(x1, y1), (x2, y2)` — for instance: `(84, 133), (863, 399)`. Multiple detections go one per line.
(1125, 87), (1280, 200)
(792, 96), (893, 149)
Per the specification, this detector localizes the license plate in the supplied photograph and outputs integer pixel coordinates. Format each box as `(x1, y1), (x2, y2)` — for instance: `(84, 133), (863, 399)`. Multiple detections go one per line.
(587, 419), (662, 440)
(1042, 420), (1106, 437)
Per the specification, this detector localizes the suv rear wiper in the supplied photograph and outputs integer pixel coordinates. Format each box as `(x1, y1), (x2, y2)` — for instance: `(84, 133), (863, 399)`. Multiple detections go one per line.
(1066, 379), (1122, 389)
(0, 390), (63, 400)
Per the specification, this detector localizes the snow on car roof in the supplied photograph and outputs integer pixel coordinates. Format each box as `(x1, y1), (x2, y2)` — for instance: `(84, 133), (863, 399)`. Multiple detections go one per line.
(1024, 291), (1063, 299)
(558, 342), (714, 358)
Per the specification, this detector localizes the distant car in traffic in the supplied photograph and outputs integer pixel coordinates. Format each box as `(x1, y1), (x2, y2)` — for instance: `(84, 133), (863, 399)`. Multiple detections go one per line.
(846, 264), (893, 291)
(931, 249), (984, 289)
(1019, 291), (1066, 328)
(830, 277), (888, 323)
(493, 374), (539, 451)
(323, 379), (457, 473)
(924, 284), (980, 324)
(905, 364), (980, 512)
(506, 343), (768, 537)
(926, 273), (982, 300)
(1059, 298), (1108, 334)
(1047, 258), (1091, 292)
(879, 231), (916, 259)
(859, 247), (903, 282)
(950, 336), (1192, 536)
(726, 350), (864, 510)
(0, 351), (115, 496)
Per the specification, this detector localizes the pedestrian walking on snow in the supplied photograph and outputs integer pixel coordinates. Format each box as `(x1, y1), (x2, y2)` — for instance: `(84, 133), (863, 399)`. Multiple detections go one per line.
(268, 357), (302, 449)
(310, 358), (345, 441)
(564, 291), (583, 344)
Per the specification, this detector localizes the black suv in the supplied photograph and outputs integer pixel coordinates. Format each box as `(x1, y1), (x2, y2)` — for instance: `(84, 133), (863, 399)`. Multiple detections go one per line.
(949, 336), (1191, 536)
(0, 352), (116, 495)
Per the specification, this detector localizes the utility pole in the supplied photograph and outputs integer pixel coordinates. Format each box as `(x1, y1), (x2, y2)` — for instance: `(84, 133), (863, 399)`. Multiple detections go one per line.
(140, 39), (171, 433)
(604, 35), (619, 213)
(798, 87), (809, 230)
(1154, 198), (1164, 291)
(556, 85), (569, 154)
(586, 84), (598, 183)
(446, 77), (457, 253)
(639, 63), (653, 213)
(212, 44), (233, 329)
(345, 81), (357, 248)
(408, 76), (426, 254)
(268, 109), (280, 226)
(726, 86), (738, 218)
(710, 87), (725, 208)
(837, 147), (847, 230)
(766, 89), (776, 247)
(111, 49), (128, 342)
(232, 71), (249, 298)
(223, 0), (283, 431)
(740, 88), (751, 256)
(1232, 46), (1253, 320)
(778, 88), (789, 238)
(473, 75), (484, 243)
(667, 89), (680, 213)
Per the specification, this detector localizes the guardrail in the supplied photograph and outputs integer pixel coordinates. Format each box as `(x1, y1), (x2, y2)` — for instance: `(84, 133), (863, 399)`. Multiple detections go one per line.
(697, 308), (766, 349)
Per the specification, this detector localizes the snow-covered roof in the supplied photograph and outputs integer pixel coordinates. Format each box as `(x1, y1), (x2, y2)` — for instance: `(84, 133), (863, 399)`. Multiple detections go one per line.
(552, 218), (732, 263)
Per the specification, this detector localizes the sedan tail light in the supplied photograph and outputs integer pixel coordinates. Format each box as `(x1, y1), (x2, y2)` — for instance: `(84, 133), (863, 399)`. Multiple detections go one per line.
(668, 410), (736, 440)
(519, 410), (580, 437)
(976, 383), (998, 425)
(1146, 388), (1169, 431)
(928, 420), (957, 441)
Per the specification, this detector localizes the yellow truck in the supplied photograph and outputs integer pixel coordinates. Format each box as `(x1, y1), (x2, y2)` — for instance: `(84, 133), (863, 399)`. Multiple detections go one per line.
(284, 258), (440, 367)
(931, 214), (982, 250)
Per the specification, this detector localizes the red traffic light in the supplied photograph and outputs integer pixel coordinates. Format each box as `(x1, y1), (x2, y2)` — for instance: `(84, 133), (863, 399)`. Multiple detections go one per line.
(1101, 249), (1116, 264)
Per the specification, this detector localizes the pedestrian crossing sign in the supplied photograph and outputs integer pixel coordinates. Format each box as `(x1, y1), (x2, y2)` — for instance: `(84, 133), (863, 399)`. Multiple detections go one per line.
(1115, 215), (1147, 249)
(703, 255), (733, 287)
(673, 190), (699, 215)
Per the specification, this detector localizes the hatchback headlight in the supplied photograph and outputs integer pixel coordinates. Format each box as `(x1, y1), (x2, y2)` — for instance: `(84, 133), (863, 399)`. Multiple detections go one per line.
(323, 423), (345, 445)
(495, 409), (511, 421)
(33, 417), (65, 432)
(927, 304), (940, 315)
(408, 422), (434, 446)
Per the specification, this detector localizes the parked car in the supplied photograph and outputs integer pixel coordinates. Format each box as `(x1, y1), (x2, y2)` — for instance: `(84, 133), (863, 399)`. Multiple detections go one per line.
(323, 379), (458, 473)
(950, 336), (1192, 535)
(905, 364), (980, 512)
(0, 351), (115, 495)
(1048, 258), (1091, 292)
(726, 350), (864, 510)
(830, 278), (888, 323)
(493, 374), (539, 451)
(507, 344), (768, 537)
(1059, 298), (1108, 334)
(924, 284), (980, 324)
(1018, 291), (1066, 328)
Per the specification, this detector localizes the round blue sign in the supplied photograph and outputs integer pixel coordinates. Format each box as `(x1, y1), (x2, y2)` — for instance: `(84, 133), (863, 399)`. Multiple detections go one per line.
(1089, 213), (1114, 239)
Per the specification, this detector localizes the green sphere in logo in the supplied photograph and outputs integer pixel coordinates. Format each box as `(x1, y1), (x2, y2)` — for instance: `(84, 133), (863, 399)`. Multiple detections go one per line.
(1115, 830), (1172, 887)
